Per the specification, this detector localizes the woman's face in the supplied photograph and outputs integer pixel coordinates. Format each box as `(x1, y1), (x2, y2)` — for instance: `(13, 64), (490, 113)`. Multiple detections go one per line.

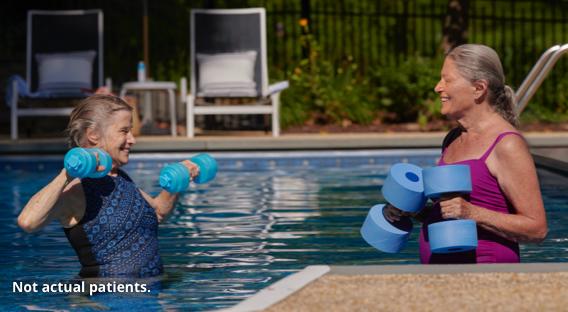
(100, 110), (136, 168)
(434, 58), (477, 119)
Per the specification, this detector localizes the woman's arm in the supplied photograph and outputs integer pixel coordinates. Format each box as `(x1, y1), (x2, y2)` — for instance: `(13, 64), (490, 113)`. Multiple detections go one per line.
(139, 190), (179, 223)
(17, 169), (83, 232)
(141, 160), (200, 223)
(440, 135), (548, 243)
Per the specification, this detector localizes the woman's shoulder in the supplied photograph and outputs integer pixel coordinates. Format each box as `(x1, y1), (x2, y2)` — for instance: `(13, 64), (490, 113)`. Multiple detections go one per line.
(117, 169), (134, 182)
(493, 131), (528, 153)
(486, 129), (530, 168)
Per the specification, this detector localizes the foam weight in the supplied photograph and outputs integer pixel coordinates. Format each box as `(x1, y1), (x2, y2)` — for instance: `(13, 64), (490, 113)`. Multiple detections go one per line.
(361, 204), (414, 253)
(422, 165), (472, 199)
(381, 163), (426, 213)
(428, 219), (478, 253)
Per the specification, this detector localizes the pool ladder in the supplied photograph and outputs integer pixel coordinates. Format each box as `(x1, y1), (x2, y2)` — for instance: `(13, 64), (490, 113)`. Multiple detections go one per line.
(516, 44), (568, 114)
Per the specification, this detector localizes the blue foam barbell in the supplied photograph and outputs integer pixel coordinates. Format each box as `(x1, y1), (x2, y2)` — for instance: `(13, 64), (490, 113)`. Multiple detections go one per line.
(190, 153), (218, 184)
(428, 219), (478, 253)
(423, 164), (477, 253)
(422, 165), (472, 199)
(64, 147), (112, 178)
(361, 204), (414, 253)
(381, 163), (426, 213)
(159, 153), (218, 193)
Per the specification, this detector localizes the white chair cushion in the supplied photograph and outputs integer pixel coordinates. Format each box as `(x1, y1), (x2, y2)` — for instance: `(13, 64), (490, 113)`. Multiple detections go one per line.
(35, 50), (96, 92)
(197, 51), (257, 97)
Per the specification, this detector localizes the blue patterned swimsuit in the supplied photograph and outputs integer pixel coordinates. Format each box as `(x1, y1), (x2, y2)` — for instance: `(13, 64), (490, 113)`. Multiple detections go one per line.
(64, 169), (163, 277)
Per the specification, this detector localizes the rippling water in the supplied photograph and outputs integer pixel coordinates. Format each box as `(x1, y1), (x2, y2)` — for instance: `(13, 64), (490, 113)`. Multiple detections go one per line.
(1, 150), (566, 311)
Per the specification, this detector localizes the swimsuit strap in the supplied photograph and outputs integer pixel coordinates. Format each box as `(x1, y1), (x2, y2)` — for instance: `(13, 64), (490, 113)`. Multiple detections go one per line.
(441, 127), (464, 158)
(480, 131), (523, 161)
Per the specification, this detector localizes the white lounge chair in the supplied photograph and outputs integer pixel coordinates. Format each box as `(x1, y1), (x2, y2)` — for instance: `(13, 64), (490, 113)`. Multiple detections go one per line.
(181, 8), (289, 137)
(8, 9), (110, 140)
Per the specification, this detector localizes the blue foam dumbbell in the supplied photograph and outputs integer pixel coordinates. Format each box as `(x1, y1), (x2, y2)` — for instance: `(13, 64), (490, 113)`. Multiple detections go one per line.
(382, 163), (427, 213)
(427, 219), (477, 253)
(423, 164), (472, 198)
(361, 163), (426, 253)
(159, 153), (218, 193)
(64, 147), (112, 178)
(422, 165), (477, 254)
(360, 204), (414, 253)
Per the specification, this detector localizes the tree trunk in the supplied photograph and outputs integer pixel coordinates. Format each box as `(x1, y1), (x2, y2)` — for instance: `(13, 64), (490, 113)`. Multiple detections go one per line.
(441, 0), (469, 53)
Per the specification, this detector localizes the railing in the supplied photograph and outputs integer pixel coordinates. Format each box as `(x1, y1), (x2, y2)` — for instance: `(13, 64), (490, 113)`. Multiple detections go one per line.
(516, 44), (568, 114)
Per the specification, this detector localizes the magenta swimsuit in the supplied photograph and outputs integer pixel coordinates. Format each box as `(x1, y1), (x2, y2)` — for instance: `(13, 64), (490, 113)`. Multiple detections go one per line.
(419, 131), (522, 264)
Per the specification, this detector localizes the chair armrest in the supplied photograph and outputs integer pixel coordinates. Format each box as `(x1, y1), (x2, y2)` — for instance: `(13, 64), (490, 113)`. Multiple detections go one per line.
(6, 75), (26, 108)
(268, 81), (289, 95)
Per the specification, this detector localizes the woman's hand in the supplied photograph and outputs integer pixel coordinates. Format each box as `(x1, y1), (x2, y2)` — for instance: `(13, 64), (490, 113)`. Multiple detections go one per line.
(383, 204), (412, 223)
(439, 197), (474, 219)
(93, 150), (107, 173)
(181, 160), (200, 180)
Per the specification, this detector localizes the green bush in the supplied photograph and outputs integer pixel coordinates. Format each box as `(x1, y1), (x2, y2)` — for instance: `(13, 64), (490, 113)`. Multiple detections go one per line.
(520, 76), (568, 124)
(369, 56), (443, 126)
(279, 27), (377, 128)
(278, 28), (568, 130)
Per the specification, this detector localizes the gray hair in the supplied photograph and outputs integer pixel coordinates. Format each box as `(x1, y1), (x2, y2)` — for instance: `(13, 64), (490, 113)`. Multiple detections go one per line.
(446, 44), (518, 127)
(66, 94), (133, 147)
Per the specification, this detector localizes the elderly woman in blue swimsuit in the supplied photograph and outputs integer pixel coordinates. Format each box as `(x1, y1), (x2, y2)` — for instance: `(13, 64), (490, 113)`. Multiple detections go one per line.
(17, 94), (198, 277)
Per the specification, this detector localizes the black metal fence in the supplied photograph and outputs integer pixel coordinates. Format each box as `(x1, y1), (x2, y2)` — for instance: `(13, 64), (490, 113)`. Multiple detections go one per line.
(2, 0), (568, 123)
(260, 0), (568, 108)
(5, 1), (567, 85)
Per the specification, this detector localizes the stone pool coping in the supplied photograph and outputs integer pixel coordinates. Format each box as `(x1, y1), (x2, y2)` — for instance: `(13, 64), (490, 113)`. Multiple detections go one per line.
(223, 263), (568, 312)
(1, 132), (568, 154)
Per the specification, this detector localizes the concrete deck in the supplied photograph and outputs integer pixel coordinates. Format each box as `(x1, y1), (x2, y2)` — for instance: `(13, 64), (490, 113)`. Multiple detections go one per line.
(1, 132), (568, 154)
(226, 264), (568, 312)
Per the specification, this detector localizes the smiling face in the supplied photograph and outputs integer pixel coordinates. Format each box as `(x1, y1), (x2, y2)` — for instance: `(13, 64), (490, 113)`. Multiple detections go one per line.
(99, 110), (136, 168)
(434, 58), (478, 120)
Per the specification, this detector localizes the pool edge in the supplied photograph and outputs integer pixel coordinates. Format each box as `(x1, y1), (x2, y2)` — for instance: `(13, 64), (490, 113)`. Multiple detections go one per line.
(533, 153), (568, 177)
(229, 263), (568, 311)
(217, 265), (330, 312)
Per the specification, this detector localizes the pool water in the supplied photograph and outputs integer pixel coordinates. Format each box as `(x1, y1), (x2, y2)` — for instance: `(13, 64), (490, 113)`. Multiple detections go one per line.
(1, 150), (567, 311)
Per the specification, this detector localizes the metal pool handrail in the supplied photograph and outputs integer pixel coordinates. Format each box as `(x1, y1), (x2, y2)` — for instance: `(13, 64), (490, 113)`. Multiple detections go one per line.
(516, 44), (568, 114)
(515, 45), (560, 104)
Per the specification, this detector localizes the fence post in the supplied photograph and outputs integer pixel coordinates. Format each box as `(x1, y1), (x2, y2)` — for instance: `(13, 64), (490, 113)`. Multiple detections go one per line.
(301, 0), (311, 59)
(441, 0), (469, 52)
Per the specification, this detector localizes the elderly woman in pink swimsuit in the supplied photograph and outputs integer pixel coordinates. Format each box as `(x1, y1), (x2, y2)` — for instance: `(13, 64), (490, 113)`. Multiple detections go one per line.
(388, 44), (548, 264)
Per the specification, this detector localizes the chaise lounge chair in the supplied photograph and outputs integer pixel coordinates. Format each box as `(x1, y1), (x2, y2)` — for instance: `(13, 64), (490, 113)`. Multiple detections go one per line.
(8, 9), (109, 140)
(182, 8), (289, 137)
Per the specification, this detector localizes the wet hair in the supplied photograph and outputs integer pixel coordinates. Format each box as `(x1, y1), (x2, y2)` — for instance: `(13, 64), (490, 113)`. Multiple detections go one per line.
(446, 44), (519, 127)
(66, 94), (133, 147)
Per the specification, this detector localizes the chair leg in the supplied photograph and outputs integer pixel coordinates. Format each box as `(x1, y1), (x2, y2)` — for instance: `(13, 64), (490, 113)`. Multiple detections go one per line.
(187, 95), (195, 138)
(271, 92), (281, 137)
(167, 89), (176, 137)
(10, 80), (19, 140)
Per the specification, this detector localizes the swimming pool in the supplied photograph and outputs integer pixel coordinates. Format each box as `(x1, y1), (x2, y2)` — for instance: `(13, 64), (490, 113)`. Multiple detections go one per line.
(1, 150), (567, 311)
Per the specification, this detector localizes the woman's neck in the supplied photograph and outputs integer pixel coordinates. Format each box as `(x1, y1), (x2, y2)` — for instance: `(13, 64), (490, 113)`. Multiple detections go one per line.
(109, 167), (119, 177)
(457, 103), (503, 135)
